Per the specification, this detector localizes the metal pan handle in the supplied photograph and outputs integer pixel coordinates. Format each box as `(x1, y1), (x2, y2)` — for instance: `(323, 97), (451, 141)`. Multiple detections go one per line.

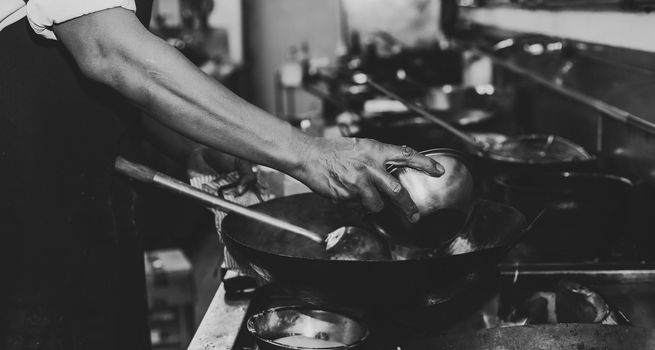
(366, 79), (484, 153)
(115, 157), (323, 243)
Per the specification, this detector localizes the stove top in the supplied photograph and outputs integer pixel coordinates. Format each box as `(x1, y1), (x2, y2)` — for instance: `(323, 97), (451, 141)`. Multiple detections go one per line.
(227, 271), (631, 349)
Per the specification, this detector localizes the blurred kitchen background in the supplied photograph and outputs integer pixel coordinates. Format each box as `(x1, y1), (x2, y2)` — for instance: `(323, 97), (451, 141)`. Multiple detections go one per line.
(135, 0), (655, 349)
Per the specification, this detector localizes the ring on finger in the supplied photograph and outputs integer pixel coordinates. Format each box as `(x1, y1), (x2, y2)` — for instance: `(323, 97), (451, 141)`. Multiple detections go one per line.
(401, 144), (415, 158)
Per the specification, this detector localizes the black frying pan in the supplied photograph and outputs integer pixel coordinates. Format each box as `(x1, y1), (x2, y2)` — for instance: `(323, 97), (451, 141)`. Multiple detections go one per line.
(495, 172), (635, 261)
(357, 81), (598, 199)
(347, 124), (597, 200)
(221, 193), (528, 310)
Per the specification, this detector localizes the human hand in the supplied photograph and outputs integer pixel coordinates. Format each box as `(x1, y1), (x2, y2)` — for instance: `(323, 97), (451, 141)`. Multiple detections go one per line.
(187, 146), (257, 195)
(293, 137), (445, 223)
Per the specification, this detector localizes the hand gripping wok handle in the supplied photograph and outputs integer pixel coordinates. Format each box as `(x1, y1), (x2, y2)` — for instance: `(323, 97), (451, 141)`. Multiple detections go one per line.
(366, 80), (482, 151)
(114, 157), (323, 243)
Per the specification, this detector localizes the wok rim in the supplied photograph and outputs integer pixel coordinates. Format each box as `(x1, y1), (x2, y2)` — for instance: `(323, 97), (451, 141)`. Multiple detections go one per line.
(493, 171), (635, 194)
(221, 194), (527, 264)
(484, 134), (595, 164)
(224, 231), (511, 264)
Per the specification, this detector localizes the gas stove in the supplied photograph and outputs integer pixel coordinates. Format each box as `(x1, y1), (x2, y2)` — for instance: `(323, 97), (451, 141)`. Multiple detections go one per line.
(223, 269), (636, 350)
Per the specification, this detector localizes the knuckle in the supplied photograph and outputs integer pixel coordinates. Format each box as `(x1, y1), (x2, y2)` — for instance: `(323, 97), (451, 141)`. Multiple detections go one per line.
(401, 145), (416, 158)
(352, 162), (368, 172)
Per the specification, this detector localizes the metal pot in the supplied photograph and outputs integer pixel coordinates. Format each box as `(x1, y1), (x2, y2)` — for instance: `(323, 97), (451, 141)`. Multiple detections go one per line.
(247, 306), (369, 350)
(369, 149), (474, 248)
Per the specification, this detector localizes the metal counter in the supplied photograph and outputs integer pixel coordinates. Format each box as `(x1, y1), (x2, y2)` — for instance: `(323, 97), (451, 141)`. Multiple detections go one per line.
(188, 271), (251, 350)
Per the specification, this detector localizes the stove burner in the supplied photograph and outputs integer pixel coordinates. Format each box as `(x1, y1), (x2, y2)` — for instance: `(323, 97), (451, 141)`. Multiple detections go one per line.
(227, 271), (627, 349)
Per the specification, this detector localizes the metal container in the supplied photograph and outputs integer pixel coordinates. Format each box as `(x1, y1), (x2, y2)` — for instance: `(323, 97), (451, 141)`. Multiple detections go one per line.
(390, 149), (475, 216)
(247, 306), (369, 350)
(370, 149), (475, 248)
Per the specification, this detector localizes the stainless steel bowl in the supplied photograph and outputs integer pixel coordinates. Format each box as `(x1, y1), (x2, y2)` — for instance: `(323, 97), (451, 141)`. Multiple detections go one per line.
(391, 148), (474, 215)
(369, 149), (475, 248)
(247, 306), (369, 350)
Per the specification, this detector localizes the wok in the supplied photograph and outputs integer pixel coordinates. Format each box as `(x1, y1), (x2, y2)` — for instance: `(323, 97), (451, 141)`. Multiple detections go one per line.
(221, 193), (528, 310)
(496, 172), (635, 261)
(346, 123), (596, 199)
(365, 80), (593, 165)
(402, 324), (655, 350)
(362, 80), (597, 198)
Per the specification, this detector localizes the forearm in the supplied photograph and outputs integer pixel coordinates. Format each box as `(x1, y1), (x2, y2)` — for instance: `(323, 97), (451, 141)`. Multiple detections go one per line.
(54, 8), (308, 175)
(141, 116), (242, 174)
(141, 115), (198, 165)
(52, 7), (445, 221)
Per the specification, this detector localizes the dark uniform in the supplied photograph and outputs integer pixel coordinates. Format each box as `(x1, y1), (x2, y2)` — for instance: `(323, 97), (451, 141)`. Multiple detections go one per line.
(0, 2), (153, 349)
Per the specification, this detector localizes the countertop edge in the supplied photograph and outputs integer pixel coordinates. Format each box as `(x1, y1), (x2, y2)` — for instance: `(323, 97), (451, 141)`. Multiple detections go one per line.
(188, 271), (251, 350)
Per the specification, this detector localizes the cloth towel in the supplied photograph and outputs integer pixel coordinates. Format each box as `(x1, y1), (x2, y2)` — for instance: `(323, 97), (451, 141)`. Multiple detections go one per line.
(189, 171), (272, 281)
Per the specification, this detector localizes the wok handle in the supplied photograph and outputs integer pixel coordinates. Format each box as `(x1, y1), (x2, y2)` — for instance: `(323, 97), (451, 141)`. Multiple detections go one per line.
(366, 80), (483, 152)
(114, 157), (323, 243)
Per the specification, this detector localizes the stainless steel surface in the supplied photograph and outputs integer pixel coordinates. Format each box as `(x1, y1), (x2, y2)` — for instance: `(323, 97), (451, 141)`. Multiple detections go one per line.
(467, 47), (655, 135)
(187, 272), (250, 350)
(190, 269), (645, 350)
(247, 306), (369, 349)
(390, 149), (474, 216)
(500, 268), (655, 283)
(456, 32), (655, 185)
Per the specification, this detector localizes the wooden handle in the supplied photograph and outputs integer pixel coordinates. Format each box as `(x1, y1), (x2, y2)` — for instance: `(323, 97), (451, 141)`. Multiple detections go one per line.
(115, 157), (157, 182)
(114, 156), (323, 243)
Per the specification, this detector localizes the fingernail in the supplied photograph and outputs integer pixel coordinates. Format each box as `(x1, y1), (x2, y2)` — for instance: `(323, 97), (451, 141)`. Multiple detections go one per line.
(410, 213), (420, 223)
(435, 163), (445, 176)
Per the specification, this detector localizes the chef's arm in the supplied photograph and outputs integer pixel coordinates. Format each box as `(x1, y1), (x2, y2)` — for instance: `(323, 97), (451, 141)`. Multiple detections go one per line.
(140, 114), (198, 166)
(54, 8), (302, 173)
(53, 7), (444, 222)
(141, 115), (256, 186)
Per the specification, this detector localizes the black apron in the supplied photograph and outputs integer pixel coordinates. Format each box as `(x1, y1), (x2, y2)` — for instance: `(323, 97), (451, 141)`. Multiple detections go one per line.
(0, 3), (153, 349)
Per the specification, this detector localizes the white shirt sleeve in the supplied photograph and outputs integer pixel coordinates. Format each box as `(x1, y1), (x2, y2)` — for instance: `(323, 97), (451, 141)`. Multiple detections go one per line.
(26, 0), (137, 40)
